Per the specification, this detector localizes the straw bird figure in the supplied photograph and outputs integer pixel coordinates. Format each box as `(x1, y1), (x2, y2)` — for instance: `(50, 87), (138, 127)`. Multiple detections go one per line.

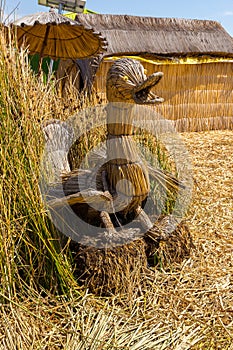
(43, 58), (193, 295)
(44, 58), (185, 244)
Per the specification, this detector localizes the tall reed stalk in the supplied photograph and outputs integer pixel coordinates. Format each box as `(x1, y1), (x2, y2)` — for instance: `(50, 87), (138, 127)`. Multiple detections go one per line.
(0, 27), (84, 298)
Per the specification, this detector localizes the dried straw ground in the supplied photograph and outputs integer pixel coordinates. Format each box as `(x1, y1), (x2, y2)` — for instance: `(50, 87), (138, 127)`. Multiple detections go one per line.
(1, 129), (232, 349)
(180, 130), (233, 347)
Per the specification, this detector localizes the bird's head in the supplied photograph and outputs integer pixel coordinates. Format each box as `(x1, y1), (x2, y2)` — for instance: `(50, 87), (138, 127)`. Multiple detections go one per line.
(106, 58), (164, 104)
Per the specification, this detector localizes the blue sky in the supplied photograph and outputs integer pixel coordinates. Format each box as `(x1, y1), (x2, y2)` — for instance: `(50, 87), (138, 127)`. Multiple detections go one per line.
(5, 0), (233, 36)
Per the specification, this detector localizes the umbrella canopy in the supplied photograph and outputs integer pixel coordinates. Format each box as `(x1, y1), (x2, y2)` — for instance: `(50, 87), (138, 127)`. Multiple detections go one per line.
(12, 11), (107, 60)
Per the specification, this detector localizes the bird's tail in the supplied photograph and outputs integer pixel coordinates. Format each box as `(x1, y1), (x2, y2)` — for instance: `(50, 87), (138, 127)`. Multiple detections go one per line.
(42, 119), (74, 183)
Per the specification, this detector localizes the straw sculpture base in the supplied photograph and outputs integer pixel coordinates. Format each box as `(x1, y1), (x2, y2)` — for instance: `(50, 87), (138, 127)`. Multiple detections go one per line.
(70, 216), (193, 296)
(43, 58), (194, 296)
(71, 238), (147, 296)
(145, 215), (194, 268)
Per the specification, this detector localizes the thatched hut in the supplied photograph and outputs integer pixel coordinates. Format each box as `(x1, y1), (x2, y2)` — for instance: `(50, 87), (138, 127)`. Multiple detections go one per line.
(58, 14), (233, 131)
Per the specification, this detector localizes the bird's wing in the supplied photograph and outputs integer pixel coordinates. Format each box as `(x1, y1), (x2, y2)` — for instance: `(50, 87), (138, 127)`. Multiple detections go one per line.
(147, 164), (185, 191)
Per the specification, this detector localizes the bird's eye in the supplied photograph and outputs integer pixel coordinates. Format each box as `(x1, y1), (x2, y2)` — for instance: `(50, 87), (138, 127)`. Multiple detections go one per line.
(123, 75), (129, 81)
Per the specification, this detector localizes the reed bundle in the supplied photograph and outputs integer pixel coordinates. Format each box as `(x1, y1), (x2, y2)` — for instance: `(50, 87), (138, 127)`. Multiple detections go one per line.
(71, 214), (192, 296)
(105, 160), (149, 212)
(72, 238), (147, 296)
(106, 134), (142, 162)
(106, 103), (135, 135)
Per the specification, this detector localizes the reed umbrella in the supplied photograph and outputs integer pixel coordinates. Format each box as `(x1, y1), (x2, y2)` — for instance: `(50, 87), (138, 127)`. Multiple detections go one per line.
(11, 10), (107, 60)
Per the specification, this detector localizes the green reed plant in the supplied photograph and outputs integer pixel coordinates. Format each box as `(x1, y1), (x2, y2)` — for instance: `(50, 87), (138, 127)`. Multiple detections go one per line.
(136, 129), (179, 216)
(0, 27), (84, 298)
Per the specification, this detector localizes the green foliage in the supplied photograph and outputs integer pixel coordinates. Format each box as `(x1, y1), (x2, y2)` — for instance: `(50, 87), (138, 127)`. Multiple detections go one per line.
(0, 29), (80, 297)
(136, 130), (179, 216)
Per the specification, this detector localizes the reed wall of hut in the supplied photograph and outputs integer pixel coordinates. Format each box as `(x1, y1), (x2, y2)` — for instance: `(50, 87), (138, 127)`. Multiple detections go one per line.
(58, 14), (233, 131)
(94, 57), (233, 131)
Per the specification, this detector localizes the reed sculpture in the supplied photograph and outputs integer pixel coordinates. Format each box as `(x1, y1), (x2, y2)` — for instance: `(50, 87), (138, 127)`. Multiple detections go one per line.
(43, 58), (193, 295)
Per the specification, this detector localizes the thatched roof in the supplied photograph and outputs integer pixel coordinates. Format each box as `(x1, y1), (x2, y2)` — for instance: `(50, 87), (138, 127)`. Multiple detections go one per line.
(12, 11), (107, 60)
(75, 14), (233, 58)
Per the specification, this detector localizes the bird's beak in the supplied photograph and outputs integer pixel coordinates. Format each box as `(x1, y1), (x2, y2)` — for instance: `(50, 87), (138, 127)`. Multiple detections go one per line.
(132, 72), (164, 104)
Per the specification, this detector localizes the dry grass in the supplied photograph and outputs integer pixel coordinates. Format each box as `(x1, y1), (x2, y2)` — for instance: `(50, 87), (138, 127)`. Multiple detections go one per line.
(177, 130), (233, 348)
(1, 25), (233, 349)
